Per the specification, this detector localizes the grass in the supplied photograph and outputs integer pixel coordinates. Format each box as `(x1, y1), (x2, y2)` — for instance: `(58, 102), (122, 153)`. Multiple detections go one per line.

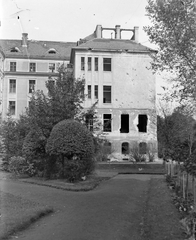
(0, 191), (54, 240)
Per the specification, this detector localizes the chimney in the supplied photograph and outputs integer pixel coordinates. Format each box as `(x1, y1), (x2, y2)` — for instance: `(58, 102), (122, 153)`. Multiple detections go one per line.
(95, 25), (102, 38)
(115, 25), (121, 39)
(22, 33), (28, 47)
(133, 27), (139, 42)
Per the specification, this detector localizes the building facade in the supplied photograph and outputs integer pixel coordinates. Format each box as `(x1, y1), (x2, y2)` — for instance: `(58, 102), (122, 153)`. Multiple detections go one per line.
(0, 25), (157, 160)
(0, 33), (76, 119)
(70, 25), (157, 160)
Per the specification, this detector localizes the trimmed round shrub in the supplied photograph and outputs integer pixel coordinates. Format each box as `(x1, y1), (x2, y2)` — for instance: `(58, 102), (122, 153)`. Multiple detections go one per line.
(46, 119), (94, 181)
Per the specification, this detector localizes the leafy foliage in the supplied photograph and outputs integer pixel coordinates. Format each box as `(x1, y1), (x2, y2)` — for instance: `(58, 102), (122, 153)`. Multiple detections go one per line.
(144, 0), (196, 100)
(46, 119), (95, 181)
(8, 156), (35, 176)
(157, 106), (196, 161)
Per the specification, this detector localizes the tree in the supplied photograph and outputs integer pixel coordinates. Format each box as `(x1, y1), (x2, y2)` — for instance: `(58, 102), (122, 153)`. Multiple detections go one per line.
(144, 0), (196, 100)
(157, 105), (196, 161)
(46, 119), (94, 181)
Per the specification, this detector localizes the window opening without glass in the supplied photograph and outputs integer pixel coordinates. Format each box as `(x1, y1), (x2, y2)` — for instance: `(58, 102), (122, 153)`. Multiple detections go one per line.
(120, 114), (129, 133)
(137, 114), (148, 132)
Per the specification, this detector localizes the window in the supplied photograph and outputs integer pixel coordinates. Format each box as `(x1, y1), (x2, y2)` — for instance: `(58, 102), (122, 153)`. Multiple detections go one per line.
(81, 57), (85, 71)
(94, 85), (98, 99)
(9, 79), (16, 93)
(29, 63), (36, 72)
(137, 114), (148, 133)
(10, 47), (19, 52)
(29, 80), (36, 93)
(86, 114), (93, 132)
(48, 48), (56, 54)
(10, 62), (16, 72)
(95, 57), (98, 71)
(49, 63), (55, 72)
(122, 142), (129, 154)
(88, 85), (91, 99)
(88, 57), (92, 71)
(139, 142), (147, 154)
(120, 114), (129, 133)
(103, 114), (112, 132)
(103, 86), (111, 103)
(103, 58), (111, 71)
(9, 101), (15, 115)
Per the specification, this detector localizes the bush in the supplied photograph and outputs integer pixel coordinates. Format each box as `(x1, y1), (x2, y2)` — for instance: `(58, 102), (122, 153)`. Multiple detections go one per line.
(8, 156), (35, 176)
(129, 144), (146, 162)
(46, 119), (95, 182)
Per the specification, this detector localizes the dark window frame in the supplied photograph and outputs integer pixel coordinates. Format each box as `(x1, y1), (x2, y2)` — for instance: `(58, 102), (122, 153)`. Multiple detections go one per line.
(9, 101), (16, 115)
(10, 62), (16, 72)
(88, 85), (91, 99)
(29, 80), (36, 93)
(81, 57), (85, 71)
(103, 86), (111, 103)
(103, 58), (111, 71)
(103, 114), (112, 132)
(9, 79), (16, 93)
(88, 57), (92, 71)
(94, 85), (98, 99)
(29, 63), (36, 72)
(95, 57), (98, 71)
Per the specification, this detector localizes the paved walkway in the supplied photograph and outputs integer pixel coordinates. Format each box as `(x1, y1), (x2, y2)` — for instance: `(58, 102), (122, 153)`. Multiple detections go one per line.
(0, 173), (183, 240)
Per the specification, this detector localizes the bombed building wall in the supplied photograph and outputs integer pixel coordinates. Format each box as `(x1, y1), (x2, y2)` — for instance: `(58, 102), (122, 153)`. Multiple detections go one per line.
(96, 108), (157, 160)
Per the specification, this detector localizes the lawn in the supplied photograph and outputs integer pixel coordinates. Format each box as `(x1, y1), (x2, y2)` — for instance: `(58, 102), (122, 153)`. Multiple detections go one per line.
(0, 191), (53, 240)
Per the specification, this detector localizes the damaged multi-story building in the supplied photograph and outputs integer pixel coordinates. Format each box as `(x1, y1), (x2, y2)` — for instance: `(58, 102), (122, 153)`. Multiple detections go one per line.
(70, 25), (157, 160)
(0, 25), (157, 160)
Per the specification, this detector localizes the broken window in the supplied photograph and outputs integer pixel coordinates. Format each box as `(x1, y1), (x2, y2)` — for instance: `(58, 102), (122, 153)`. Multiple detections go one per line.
(81, 57), (85, 71)
(137, 114), (148, 132)
(88, 85), (91, 99)
(103, 86), (111, 103)
(139, 142), (147, 154)
(94, 85), (98, 99)
(103, 58), (111, 71)
(94, 57), (98, 71)
(88, 57), (92, 71)
(120, 114), (129, 133)
(122, 142), (129, 154)
(103, 114), (112, 132)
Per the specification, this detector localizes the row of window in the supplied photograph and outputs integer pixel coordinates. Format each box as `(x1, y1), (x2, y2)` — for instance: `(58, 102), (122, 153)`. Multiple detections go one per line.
(104, 142), (148, 155)
(87, 85), (111, 103)
(9, 62), (56, 72)
(86, 114), (148, 133)
(9, 79), (35, 93)
(81, 57), (111, 72)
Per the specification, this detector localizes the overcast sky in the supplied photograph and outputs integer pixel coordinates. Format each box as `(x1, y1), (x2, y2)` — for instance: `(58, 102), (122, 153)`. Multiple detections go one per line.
(0, 0), (152, 46)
